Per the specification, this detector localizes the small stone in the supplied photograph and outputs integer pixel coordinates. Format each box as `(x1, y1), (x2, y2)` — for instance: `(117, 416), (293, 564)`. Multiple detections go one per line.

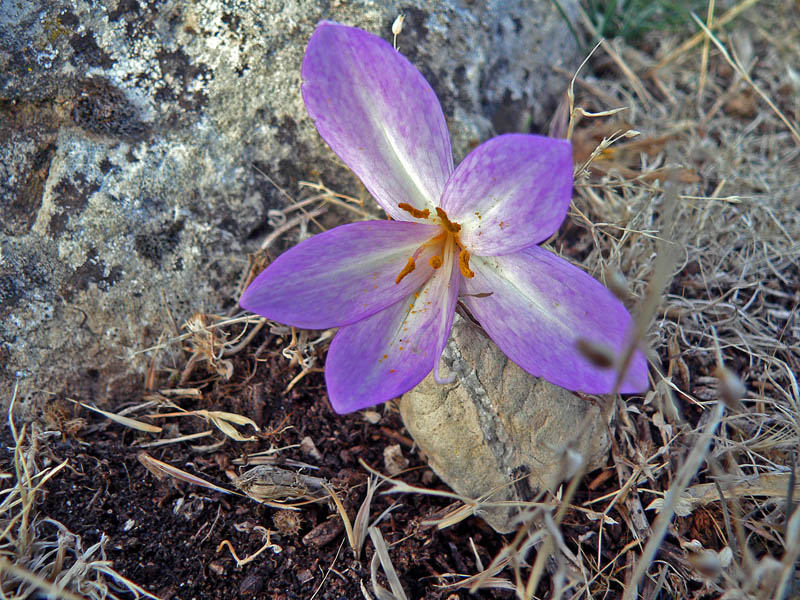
(383, 443), (409, 476)
(400, 316), (611, 533)
(299, 435), (322, 461)
(296, 569), (314, 585)
(302, 518), (344, 547)
(361, 409), (381, 424)
(239, 573), (263, 595)
(208, 560), (225, 575)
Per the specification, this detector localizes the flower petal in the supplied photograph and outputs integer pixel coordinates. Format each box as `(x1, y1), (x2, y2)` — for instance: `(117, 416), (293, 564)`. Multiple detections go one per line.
(439, 134), (573, 255)
(461, 246), (648, 393)
(302, 21), (453, 221)
(240, 220), (442, 329)
(325, 242), (460, 413)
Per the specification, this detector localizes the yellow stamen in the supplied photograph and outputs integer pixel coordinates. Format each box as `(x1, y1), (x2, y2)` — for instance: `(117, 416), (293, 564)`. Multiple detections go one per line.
(398, 202), (430, 219)
(428, 255), (443, 269)
(435, 207), (461, 233)
(458, 248), (474, 278)
(395, 256), (416, 283)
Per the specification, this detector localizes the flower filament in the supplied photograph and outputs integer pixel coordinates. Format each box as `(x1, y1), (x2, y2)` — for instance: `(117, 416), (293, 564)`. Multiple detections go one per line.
(394, 205), (474, 283)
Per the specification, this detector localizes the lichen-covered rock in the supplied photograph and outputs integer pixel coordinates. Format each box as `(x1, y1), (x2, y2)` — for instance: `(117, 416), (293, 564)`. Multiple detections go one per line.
(0, 0), (579, 407)
(399, 316), (610, 533)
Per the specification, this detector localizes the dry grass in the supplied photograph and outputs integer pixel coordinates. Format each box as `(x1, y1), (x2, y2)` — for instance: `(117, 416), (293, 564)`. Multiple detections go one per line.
(0, 386), (160, 599)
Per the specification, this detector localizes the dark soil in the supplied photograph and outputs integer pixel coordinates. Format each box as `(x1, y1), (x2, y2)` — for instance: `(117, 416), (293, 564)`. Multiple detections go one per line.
(28, 334), (523, 600)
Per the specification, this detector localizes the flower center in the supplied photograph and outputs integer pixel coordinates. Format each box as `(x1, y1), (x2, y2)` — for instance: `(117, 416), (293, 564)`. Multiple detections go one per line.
(394, 205), (474, 284)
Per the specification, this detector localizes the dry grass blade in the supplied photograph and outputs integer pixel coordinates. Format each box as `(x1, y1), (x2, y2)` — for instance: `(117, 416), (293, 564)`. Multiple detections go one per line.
(157, 387), (203, 398)
(649, 0), (761, 72)
(0, 557), (89, 600)
(614, 178), (680, 395)
(310, 538), (346, 600)
(523, 457), (588, 599)
(437, 555), (515, 591)
(368, 526), (408, 600)
(205, 411), (259, 442)
(92, 561), (162, 600)
(359, 458), (479, 505)
(147, 409), (259, 441)
(577, 8), (652, 106)
(73, 401), (162, 433)
(690, 12), (800, 145)
(352, 476), (377, 560)
(774, 501), (800, 599)
(697, 0), (716, 102)
(646, 472), (800, 514)
(323, 483), (356, 553)
(260, 207), (328, 251)
(137, 452), (236, 496)
(424, 502), (479, 530)
(2, 385), (160, 600)
(136, 430), (213, 448)
(298, 180), (375, 220)
(566, 38), (605, 141)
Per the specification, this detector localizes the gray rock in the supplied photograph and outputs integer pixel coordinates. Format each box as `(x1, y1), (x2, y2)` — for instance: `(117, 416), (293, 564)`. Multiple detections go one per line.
(399, 316), (610, 533)
(0, 0), (579, 407)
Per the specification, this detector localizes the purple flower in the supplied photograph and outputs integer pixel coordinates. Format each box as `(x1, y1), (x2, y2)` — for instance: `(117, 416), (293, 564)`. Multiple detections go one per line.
(241, 21), (648, 413)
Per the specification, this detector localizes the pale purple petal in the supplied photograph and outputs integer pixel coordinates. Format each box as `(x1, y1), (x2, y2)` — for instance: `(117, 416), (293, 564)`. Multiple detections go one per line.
(325, 245), (460, 413)
(302, 21), (453, 221)
(240, 220), (442, 329)
(461, 246), (648, 393)
(439, 134), (573, 256)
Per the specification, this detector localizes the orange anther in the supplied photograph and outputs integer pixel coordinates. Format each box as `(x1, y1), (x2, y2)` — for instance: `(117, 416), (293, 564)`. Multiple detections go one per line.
(458, 249), (474, 278)
(398, 202), (430, 219)
(395, 256), (416, 284)
(435, 207), (461, 233)
(428, 255), (443, 269)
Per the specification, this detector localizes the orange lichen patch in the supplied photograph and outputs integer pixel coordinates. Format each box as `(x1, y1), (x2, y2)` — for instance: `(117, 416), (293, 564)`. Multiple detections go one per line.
(398, 202), (430, 219)
(428, 255), (443, 269)
(458, 248), (474, 278)
(435, 207), (461, 233)
(395, 257), (416, 284)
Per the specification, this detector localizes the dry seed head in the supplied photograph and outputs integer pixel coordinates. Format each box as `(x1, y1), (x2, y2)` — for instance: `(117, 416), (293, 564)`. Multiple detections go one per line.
(687, 548), (723, 578)
(605, 267), (632, 302)
(273, 509), (303, 536)
(786, 500), (800, 550)
(392, 14), (405, 51)
(560, 445), (584, 481)
(576, 338), (616, 369)
(714, 364), (746, 411)
(392, 14), (405, 36)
